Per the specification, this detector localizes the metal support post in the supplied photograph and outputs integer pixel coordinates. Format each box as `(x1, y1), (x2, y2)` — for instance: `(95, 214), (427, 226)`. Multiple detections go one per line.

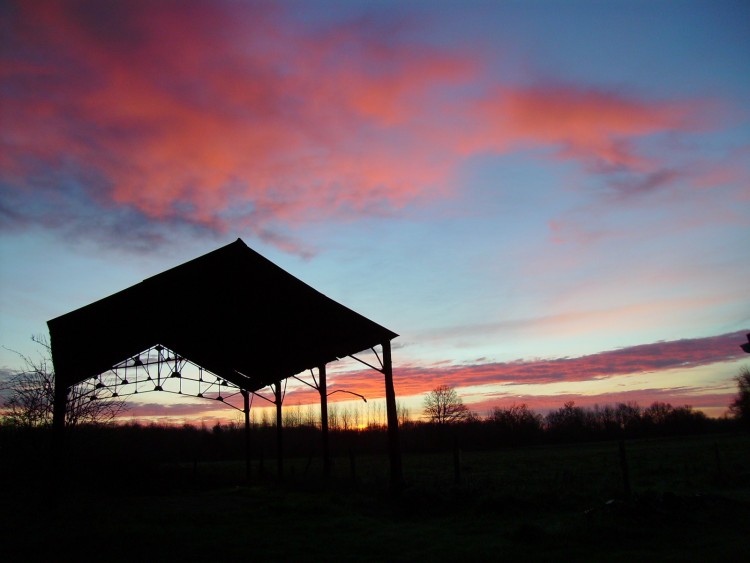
(382, 340), (404, 491)
(274, 380), (283, 479)
(52, 376), (68, 497)
(242, 389), (251, 483)
(319, 364), (330, 479)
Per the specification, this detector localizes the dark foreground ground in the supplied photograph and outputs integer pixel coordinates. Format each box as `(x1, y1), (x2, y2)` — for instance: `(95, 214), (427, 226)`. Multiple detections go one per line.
(2, 432), (748, 561)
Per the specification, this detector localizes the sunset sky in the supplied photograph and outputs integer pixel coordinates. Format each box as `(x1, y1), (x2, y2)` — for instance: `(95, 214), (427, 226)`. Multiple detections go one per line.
(1, 0), (748, 424)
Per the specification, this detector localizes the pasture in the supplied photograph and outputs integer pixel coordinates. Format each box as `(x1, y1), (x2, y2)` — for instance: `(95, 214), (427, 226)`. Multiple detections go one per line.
(2, 432), (748, 561)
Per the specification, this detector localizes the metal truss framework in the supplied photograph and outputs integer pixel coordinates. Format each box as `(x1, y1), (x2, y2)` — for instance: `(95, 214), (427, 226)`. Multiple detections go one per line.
(68, 342), (401, 487)
(80, 344), (246, 413)
(83, 344), (387, 416)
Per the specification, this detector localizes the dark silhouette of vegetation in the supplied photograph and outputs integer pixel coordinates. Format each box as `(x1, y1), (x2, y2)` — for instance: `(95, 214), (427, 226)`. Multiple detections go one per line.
(545, 401), (592, 442)
(729, 366), (750, 428)
(0, 336), (126, 427)
(423, 384), (469, 425)
(489, 403), (544, 445)
(1, 370), (744, 561)
(540, 400), (711, 442)
(3, 428), (748, 562)
(0, 396), (740, 515)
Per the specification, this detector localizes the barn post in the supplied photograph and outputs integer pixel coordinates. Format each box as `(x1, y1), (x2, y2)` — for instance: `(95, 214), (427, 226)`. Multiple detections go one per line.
(382, 340), (404, 491)
(274, 380), (283, 479)
(318, 364), (330, 479)
(52, 378), (67, 435)
(241, 389), (251, 483)
(52, 374), (68, 493)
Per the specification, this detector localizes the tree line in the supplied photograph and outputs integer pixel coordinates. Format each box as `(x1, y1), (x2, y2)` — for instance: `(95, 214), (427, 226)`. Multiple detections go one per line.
(0, 388), (745, 494)
(414, 382), (745, 450)
(2, 337), (748, 463)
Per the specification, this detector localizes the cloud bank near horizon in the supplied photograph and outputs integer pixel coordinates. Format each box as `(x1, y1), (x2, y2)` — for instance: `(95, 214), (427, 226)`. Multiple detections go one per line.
(98, 330), (749, 422)
(300, 329), (750, 399)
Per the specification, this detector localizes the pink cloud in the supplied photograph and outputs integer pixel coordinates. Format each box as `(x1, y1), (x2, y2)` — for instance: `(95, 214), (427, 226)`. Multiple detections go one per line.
(1, 1), (469, 251)
(467, 388), (735, 416)
(105, 330), (746, 422)
(418, 296), (738, 349)
(1, 1), (722, 252)
(279, 330), (749, 403)
(465, 85), (704, 173)
(120, 401), (230, 419)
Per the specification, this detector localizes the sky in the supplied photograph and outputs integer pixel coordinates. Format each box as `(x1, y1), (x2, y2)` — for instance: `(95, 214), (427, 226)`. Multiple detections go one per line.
(1, 0), (749, 424)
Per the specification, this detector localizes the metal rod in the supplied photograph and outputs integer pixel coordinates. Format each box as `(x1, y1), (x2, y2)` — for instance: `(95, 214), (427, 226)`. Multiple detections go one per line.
(243, 389), (251, 483)
(382, 340), (404, 492)
(327, 389), (367, 402)
(274, 381), (283, 480)
(319, 364), (330, 479)
(291, 373), (319, 391)
(348, 353), (383, 373)
(371, 347), (384, 370)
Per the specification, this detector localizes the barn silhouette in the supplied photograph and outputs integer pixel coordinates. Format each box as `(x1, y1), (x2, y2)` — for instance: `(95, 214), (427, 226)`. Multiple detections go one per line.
(48, 238), (403, 487)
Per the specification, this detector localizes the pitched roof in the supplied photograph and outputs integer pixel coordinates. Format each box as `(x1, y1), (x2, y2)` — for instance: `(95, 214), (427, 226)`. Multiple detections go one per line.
(48, 239), (397, 391)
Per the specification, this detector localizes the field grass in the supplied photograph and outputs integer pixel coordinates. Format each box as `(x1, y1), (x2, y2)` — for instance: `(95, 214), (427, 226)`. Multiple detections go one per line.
(2, 432), (748, 561)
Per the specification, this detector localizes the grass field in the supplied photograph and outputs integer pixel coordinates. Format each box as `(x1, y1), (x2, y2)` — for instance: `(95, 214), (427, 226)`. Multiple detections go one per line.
(2, 432), (748, 561)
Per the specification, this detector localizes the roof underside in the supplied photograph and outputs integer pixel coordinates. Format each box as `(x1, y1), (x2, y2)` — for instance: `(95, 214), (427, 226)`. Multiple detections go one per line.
(48, 239), (397, 392)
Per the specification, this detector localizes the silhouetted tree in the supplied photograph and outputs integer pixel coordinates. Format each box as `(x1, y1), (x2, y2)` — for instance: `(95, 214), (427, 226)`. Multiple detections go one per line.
(666, 405), (708, 434)
(397, 401), (411, 426)
(590, 402), (641, 435)
(729, 366), (750, 428)
(643, 401), (675, 427)
(1, 335), (126, 427)
(640, 401), (709, 435)
(490, 403), (543, 444)
(614, 402), (641, 429)
(545, 401), (593, 441)
(423, 385), (469, 425)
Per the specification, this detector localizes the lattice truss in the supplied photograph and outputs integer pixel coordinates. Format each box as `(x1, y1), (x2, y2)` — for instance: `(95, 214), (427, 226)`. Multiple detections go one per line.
(77, 344), (246, 412)
(75, 344), (384, 414)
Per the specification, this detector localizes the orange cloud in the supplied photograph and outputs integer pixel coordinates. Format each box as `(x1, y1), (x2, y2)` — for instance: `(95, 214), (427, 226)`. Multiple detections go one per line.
(280, 330), (748, 404)
(464, 85), (702, 173)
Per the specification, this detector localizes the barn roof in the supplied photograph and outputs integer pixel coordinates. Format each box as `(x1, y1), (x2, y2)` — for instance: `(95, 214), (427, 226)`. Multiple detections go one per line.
(48, 239), (397, 391)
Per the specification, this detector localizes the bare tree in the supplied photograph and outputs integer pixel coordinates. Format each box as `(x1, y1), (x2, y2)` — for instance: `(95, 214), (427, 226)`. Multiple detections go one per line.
(643, 401), (674, 426)
(423, 385), (469, 425)
(729, 366), (750, 428)
(328, 404), (340, 431)
(340, 406), (351, 431)
(283, 403), (303, 427)
(544, 401), (592, 440)
(491, 403), (542, 431)
(397, 401), (411, 426)
(1, 335), (126, 427)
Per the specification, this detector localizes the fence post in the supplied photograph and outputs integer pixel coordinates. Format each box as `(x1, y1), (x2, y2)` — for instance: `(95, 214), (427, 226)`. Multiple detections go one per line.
(618, 437), (631, 499)
(349, 448), (357, 482)
(713, 442), (723, 480)
(454, 437), (462, 485)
